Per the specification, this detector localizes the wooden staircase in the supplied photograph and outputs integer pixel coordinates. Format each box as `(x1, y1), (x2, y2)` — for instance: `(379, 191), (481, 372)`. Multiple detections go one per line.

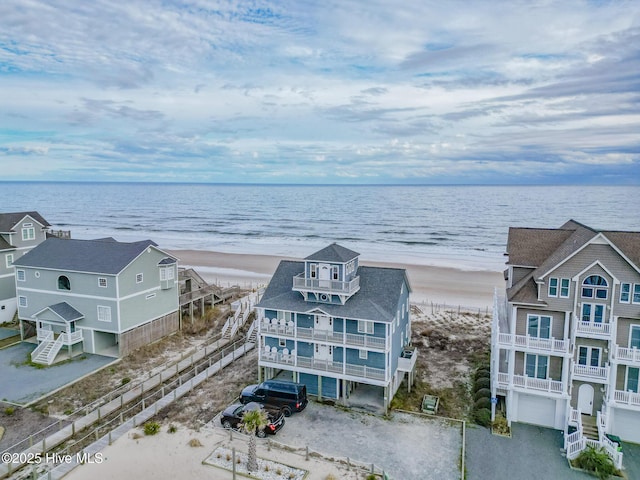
(581, 414), (599, 440)
(31, 337), (64, 365)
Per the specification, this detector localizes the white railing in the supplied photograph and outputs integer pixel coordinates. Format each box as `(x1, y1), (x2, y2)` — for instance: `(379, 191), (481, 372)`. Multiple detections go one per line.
(345, 363), (386, 381)
(397, 348), (417, 372)
(30, 335), (52, 361)
(246, 319), (257, 341)
(44, 335), (65, 364)
(221, 317), (231, 337)
(613, 345), (640, 364)
(512, 374), (565, 394)
(573, 363), (609, 382)
(60, 330), (83, 345)
(297, 356), (344, 374)
(576, 321), (611, 337)
(293, 274), (360, 295)
(36, 329), (53, 342)
(566, 430), (585, 459)
(497, 332), (570, 354)
(569, 408), (581, 427)
(345, 332), (386, 349)
(296, 326), (343, 343)
(497, 372), (510, 387)
(613, 389), (640, 407)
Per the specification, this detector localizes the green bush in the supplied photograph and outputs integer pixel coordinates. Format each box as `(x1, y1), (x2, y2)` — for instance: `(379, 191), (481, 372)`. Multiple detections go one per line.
(574, 445), (617, 480)
(492, 415), (510, 435)
(167, 424), (177, 434)
(473, 408), (491, 427)
(121, 377), (131, 386)
(474, 368), (491, 380)
(474, 377), (491, 390)
(143, 421), (161, 436)
(474, 388), (491, 401)
(474, 397), (492, 410)
(4, 406), (15, 416)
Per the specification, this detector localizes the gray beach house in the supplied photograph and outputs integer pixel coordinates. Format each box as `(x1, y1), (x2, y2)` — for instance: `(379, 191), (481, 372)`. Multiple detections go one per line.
(491, 220), (640, 467)
(256, 243), (417, 412)
(13, 237), (179, 364)
(0, 212), (52, 324)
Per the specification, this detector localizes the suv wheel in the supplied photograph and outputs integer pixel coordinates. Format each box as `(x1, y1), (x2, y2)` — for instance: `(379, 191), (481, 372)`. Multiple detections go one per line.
(256, 429), (267, 438)
(222, 420), (232, 429)
(282, 406), (292, 417)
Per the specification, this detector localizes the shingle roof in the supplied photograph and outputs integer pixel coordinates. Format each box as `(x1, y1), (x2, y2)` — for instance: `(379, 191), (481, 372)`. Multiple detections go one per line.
(0, 212), (50, 232)
(0, 236), (14, 251)
(305, 243), (359, 263)
(257, 260), (407, 322)
(506, 220), (640, 303)
(36, 302), (84, 322)
(13, 237), (167, 275)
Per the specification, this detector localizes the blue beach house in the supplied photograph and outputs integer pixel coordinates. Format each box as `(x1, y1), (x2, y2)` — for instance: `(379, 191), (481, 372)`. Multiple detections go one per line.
(256, 243), (417, 411)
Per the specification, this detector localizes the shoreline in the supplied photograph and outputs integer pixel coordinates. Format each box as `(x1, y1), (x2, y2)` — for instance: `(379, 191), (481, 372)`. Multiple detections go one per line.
(169, 249), (504, 309)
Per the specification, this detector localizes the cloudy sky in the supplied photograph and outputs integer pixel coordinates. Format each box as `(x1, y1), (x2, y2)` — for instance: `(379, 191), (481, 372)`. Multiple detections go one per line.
(1, 1), (639, 184)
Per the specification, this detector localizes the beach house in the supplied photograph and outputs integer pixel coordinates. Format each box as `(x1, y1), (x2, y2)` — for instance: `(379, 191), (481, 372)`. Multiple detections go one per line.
(256, 243), (416, 411)
(13, 237), (179, 364)
(0, 212), (52, 324)
(491, 220), (640, 462)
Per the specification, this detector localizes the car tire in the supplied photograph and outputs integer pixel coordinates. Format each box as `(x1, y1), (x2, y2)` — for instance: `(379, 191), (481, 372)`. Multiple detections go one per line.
(222, 420), (232, 429)
(256, 429), (267, 438)
(282, 406), (292, 417)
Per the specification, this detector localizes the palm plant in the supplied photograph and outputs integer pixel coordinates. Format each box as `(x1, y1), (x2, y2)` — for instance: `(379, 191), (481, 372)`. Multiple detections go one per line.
(574, 445), (616, 480)
(241, 407), (269, 472)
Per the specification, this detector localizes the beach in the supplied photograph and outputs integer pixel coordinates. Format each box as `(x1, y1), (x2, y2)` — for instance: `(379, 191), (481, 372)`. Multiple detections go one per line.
(170, 249), (504, 309)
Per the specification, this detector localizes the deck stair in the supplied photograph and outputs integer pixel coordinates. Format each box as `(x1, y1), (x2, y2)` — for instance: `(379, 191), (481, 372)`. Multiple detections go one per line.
(31, 336), (64, 365)
(581, 414), (599, 440)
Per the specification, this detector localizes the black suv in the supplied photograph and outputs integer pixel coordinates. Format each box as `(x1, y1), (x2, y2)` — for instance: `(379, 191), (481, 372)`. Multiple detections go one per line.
(220, 402), (285, 437)
(240, 380), (308, 417)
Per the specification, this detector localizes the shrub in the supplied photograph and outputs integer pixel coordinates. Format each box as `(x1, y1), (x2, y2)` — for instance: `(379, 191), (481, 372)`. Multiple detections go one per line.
(474, 377), (491, 390)
(492, 415), (510, 435)
(143, 421), (161, 435)
(121, 377), (131, 386)
(475, 397), (492, 410)
(574, 445), (617, 480)
(473, 408), (491, 427)
(474, 368), (491, 380)
(4, 406), (15, 416)
(167, 424), (177, 434)
(474, 388), (491, 401)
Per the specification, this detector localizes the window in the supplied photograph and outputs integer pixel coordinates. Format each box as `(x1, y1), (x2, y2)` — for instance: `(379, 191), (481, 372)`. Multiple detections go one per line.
(310, 264), (317, 279)
(136, 273), (143, 283)
(582, 275), (608, 299)
(525, 354), (548, 379)
(57, 275), (70, 290)
(16, 269), (25, 281)
(279, 338), (286, 347)
(634, 284), (640, 304)
(21, 224), (35, 241)
(548, 278), (558, 297)
(97, 306), (112, 322)
(630, 326), (640, 349)
(357, 320), (374, 334)
(581, 303), (604, 323)
(332, 266), (339, 281)
(98, 278), (108, 288)
(560, 278), (570, 298)
(626, 367), (640, 393)
(621, 283), (631, 303)
(578, 346), (601, 367)
(18, 296), (27, 307)
(527, 315), (551, 339)
(359, 350), (368, 360)
(159, 267), (174, 281)
(5, 254), (13, 268)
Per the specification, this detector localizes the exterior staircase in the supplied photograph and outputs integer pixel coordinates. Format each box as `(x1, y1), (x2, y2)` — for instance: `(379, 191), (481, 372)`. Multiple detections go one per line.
(581, 414), (599, 440)
(31, 336), (64, 365)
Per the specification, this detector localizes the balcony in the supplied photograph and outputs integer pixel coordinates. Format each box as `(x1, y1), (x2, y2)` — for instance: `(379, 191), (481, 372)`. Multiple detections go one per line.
(344, 332), (386, 350)
(612, 390), (640, 410)
(297, 326), (344, 343)
(260, 318), (295, 337)
(293, 273), (360, 296)
(397, 347), (417, 373)
(496, 372), (566, 395)
(497, 332), (571, 355)
(575, 320), (611, 339)
(572, 363), (609, 383)
(612, 345), (640, 366)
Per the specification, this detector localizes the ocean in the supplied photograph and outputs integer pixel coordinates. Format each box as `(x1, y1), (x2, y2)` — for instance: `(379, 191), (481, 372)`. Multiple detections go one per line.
(1, 182), (639, 271)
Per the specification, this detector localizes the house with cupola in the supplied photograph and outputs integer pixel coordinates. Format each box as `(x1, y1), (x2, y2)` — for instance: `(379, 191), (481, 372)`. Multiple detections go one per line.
(13, 236), (179, 364)
(256, 243), (416, 412)
(491, 220), (640, 468)
(0, 212), (52, 324)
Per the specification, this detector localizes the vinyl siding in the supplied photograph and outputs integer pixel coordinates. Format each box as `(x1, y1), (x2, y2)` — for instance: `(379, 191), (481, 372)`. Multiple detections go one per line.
(515, 308), (567, 338)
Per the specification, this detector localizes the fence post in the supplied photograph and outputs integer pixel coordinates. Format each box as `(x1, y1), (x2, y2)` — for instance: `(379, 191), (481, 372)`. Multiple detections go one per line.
(109, 431), (112, 445)
(232, 447), (236, 480)
(347, 457), (350, 470)
(305, 446), (309, 461)
(72, 422), (76, 435)
(98, 407), (101, 420)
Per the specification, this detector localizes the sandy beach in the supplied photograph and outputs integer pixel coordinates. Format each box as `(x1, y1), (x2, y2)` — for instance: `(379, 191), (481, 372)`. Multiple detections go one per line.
(170, 249), (504, 309)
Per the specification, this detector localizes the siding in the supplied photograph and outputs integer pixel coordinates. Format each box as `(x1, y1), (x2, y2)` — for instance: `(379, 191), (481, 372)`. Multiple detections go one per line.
(616, 318), (640, 348)
(515, 308), (566, 338)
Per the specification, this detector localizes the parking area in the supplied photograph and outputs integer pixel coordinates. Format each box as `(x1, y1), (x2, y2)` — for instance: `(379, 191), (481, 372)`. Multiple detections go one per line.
(0, 342), (117, 405)
(213, 401), (463, 480)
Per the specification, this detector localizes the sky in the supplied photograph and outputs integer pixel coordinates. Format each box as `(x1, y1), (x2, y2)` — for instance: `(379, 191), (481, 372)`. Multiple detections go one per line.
(1, 1), (639, 185)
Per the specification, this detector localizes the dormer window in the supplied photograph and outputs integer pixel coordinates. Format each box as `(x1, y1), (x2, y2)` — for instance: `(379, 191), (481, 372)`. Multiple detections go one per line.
(22, 223), (35, 241)
(582, 275), (608, 299)
(58, 275), (71, 291)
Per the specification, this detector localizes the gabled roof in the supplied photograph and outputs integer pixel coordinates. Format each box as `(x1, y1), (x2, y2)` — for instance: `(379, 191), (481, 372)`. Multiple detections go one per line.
(257, 260), (408, 323)
(0, 211), (50, 232)
(506, 220), (640, 303)
(33, 302), (84, 322)
(12, 237), (169, 275)
(305, 243), (359, 263)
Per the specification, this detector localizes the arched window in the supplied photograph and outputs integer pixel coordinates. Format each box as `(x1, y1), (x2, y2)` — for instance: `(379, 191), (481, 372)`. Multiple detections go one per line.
(58, 275), (71, 291)
(582, 275), (607, 299)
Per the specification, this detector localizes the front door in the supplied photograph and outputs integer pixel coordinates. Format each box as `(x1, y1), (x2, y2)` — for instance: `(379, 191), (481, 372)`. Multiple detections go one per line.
(578, 383), (594, 415)
(315, 343), (333, 362)
(315, 315), (331, 332)
(319, 264), (331, 288)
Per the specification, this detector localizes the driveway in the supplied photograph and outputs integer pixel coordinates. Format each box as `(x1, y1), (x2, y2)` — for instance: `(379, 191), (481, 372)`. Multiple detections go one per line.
(272, 403), (462, 480)
(0, 342), (117, 405)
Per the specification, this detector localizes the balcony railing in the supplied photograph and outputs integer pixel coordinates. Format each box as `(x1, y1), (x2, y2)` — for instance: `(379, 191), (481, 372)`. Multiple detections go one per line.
(297, 327), (344, 343)
(572, 363), (609, 382)
(497, 332), (570, 354)
(613, 390), (640, 408)
(293, 274), (360, 295)
(35, 328), (83, 345)
(613, 345), (640, 365)
(496, 372), (565, 394)
(576, 321), (611, 337)
(345, 332), (386, 349)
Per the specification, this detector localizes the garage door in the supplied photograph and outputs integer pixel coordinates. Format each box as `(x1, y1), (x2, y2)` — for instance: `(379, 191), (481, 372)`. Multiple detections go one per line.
(517, 395), (556, 428)
(611, 408), (640, 443)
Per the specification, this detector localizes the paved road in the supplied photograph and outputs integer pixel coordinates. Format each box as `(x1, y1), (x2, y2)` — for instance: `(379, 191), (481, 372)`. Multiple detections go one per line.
(0, 342), (116, 405)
